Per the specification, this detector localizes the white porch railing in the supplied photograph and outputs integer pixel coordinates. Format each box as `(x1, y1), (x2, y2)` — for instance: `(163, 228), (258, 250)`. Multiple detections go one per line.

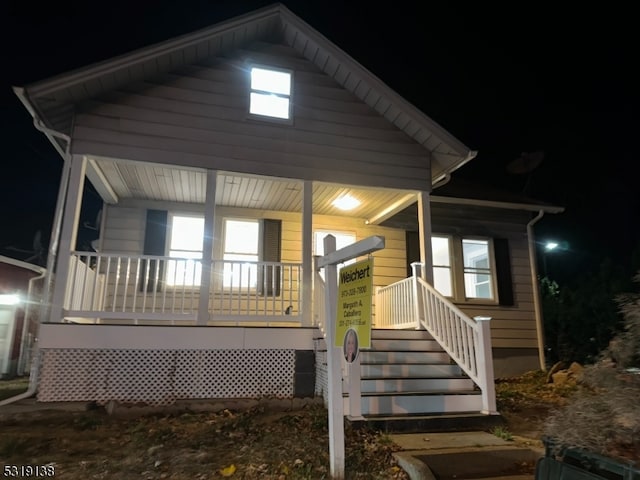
(64, 252), (302, 324)
(312, 270), (326, 333)
(374, 267), (497, 415)
(374, 278), (417, 329)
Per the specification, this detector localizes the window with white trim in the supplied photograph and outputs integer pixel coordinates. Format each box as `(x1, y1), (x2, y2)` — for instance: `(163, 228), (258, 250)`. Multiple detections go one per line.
(462, 239), (493, 299)
(431, 236), (496, 302)
(249, 66), (292, 120)
(223, 218), (260, 288)
(166, 214), (204, 287)
(314, 230), (357, 280)
(432, 236), (453, 297)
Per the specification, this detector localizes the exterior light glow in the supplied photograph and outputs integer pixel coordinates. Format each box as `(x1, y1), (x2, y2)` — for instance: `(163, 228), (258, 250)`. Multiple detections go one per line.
(545, 241), (559, 251)
(332, 194), (360, 211)
(0, 294), (21, 306)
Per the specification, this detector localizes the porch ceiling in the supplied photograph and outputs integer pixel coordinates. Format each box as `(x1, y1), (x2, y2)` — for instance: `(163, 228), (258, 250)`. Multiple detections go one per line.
(90, 156), (417, 223)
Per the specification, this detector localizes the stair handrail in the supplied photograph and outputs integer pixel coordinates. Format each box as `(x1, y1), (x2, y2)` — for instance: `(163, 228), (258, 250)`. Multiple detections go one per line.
(313, 269), (327, 335)
(414, 275), (497, 414)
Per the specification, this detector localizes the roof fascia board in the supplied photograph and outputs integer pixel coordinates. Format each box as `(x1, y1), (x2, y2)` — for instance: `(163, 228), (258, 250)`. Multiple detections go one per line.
(12, 86), (69, 160)
(431, 194), (565, 214)
(279, 5), (472, 159)
(0, 255), (47, 275)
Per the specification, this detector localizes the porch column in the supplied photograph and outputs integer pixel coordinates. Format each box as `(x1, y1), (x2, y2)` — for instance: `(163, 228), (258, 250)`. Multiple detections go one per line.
(417, 191), (434, 284)
(49, 154), (87, 323)
(198, 170), (217, 325)
(301, 180), (313, 326)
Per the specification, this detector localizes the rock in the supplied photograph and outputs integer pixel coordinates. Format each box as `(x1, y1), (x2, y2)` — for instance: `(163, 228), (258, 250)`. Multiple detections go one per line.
(551, 371), (570, 385)
(147, 444), (164, 456)
(568, 362), (584, 378)
(547, 361), (565, 383)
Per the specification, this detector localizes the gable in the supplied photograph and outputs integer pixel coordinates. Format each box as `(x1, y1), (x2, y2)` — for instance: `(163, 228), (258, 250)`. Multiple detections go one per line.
(15, 3), (476, 188)
(72, 39), (437, 191)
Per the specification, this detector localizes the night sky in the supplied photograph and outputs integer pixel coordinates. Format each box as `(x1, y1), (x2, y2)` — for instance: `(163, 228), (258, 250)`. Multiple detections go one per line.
(1, 2), (637, 280)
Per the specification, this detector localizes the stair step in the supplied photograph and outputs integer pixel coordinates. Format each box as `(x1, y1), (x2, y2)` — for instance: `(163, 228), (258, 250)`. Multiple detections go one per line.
(370, 339), (441, 351)
(361, 363), (463, 377)
(370, 329), (435, 340)
(413, 448), (538, 480)
(361, 351), (451, 363)
(359, 377), (475, 393)
(348, 390), (483, 415)
(351, 412), (505, 433)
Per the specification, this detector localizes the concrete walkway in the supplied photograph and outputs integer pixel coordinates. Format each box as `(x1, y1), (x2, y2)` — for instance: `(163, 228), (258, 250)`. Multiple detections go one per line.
(390, 431), (545, 480)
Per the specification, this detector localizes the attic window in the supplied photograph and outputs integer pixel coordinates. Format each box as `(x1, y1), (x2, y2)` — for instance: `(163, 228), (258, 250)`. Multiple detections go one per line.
(249, 66), (292, 120)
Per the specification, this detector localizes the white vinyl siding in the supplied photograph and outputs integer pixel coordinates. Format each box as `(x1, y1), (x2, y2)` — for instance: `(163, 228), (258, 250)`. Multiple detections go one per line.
(71, 42), (429, 190)
(432, 202), (537, 349)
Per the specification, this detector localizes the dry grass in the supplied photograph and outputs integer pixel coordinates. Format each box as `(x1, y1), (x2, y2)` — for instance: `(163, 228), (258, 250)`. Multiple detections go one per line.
(0, 403), (408, 479)
(2, 367), (623, 477)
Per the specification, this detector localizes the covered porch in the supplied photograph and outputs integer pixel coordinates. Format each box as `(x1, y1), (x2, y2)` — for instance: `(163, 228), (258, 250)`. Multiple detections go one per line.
(53, 154), (434, 327)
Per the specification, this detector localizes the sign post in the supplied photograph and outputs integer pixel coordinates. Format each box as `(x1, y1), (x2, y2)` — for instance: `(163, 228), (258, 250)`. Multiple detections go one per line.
(318, 235), (385, 479)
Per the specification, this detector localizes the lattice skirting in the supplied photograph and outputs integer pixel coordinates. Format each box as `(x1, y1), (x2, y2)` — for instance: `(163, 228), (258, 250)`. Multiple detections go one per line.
(314, 345), (328, 405)
(38, 348), (298, 405)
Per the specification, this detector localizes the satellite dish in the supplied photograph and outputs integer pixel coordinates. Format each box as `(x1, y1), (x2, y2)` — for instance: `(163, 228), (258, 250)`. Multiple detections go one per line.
(506, 151), (544, 175)
(83, 209), (102, 231)
(83, 209), (102, 252)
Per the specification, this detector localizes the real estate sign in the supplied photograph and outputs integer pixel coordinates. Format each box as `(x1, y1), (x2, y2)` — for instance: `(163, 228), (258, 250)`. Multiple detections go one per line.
(335, 258), (373, 349)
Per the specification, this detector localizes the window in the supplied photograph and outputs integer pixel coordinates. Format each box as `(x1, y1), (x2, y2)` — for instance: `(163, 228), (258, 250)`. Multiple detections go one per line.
(462, 239), (492, 299)
(431, 236), (496, 302)
(432, 236), (453, 297)
(249, 66), (292, 120)
(314, 230), (357, 280)
(166, 214), (204, 287)
(223, 219), (259, 288)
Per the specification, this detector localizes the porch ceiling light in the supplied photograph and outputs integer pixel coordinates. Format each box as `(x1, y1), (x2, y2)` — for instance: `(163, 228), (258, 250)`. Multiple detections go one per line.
(0, 294), (20, 306)
(332, 194), (360, 211)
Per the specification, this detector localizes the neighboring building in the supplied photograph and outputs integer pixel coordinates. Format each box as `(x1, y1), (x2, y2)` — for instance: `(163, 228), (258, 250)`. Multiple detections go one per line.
(12, 4), (562, 418)
(0, 256), (46, 378)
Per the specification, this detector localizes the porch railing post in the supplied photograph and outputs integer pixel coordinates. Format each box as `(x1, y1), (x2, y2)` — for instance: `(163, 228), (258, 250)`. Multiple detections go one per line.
(348, 354), (362, 418)
(474, 316), (498, 414)
(198, 170), (217, 325)
(50, 154), (87, 323)
(411, 262), (424, 330)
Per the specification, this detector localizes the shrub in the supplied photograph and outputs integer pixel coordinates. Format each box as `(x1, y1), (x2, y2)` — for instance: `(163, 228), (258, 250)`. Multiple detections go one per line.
(543, 272), (640, 462)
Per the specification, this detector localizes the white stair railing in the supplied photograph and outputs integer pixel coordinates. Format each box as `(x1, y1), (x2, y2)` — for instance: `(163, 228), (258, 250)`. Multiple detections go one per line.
(374, 267), (497, 415)
(374, 278), (417, 329)
(415, 276), (496, 414)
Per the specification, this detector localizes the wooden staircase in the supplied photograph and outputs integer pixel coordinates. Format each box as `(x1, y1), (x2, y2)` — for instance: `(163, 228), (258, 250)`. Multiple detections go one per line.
(341, 329), (503, 433)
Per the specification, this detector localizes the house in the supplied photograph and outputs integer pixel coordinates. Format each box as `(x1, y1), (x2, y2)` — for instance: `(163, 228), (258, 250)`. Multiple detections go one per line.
(13, 4), (562, 418)
(0, 255), (46, 378)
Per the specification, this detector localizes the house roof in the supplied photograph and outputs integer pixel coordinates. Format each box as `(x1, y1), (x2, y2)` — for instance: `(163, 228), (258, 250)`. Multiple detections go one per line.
(379, 176), (564, 230)
(14, 2), (476, 184)
(432, 177), (565, 213)
(0, 255), (46, 275)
